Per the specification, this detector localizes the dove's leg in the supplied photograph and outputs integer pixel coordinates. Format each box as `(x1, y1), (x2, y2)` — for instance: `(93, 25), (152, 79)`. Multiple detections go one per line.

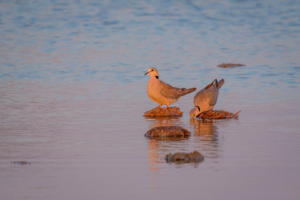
(203, 109), (213, 116)
(164, 105), (169, 111)
(198, 112), (204, 118)
(155, 104), (162, 108)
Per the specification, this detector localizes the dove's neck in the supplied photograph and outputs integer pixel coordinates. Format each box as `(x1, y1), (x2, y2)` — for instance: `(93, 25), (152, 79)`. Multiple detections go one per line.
(149, 75), (159, 79)
(149, 75), (160, 83)
(148, 76), (160, 88)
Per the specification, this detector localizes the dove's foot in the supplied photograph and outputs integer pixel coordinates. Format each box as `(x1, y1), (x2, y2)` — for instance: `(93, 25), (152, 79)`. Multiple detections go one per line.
(198, 109), (213, 118)
(198, 113), (204, 118)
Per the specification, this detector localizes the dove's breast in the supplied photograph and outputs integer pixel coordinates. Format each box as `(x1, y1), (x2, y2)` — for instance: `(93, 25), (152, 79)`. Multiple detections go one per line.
(147, 78), (175, 105)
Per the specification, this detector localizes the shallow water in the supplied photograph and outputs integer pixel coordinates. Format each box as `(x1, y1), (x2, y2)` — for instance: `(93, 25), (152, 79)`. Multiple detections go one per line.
(1, 0), (300, 199)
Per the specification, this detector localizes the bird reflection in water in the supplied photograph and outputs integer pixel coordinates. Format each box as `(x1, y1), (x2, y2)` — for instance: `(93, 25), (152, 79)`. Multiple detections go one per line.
(189, 119), (221, 160)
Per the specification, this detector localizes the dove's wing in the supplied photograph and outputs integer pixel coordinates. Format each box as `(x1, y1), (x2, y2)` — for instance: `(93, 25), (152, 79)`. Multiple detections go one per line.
(159, 80), (196, 99)
(194, 83), (218, 106)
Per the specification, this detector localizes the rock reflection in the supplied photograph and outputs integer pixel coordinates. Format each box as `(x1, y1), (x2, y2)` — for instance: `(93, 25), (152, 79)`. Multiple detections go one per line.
(144, 116), (181, 130)
(147, 134), (197, 186)
(190, 119), (221, 159)
(145, 117), (196, 180)
(147, 136), (189, 171)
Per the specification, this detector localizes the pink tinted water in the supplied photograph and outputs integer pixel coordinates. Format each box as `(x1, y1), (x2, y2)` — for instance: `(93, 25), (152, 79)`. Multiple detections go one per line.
(1, 0), (300, 199)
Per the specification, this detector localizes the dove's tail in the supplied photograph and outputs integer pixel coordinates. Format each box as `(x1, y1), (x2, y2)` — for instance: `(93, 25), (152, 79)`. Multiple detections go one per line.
(205, 79), (225, 90)
(205, 79), (217, 89)
(218, 79), (225, 89)
(180, 87), (197, 96)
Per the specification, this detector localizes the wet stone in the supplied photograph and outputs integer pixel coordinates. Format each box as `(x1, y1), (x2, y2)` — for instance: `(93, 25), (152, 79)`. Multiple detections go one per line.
(145, 126), (191, 137)
(199, 110), (241, 119)
(144, 107), (183, 117)
(218, 63), (246, 68)
(146, 137), (189, 142)
(165, 151), (204, 163)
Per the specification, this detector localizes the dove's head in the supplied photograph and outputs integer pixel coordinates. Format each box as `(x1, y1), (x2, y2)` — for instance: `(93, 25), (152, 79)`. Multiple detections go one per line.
(144, 67), (159, 78)
(189, 106), (201, 119)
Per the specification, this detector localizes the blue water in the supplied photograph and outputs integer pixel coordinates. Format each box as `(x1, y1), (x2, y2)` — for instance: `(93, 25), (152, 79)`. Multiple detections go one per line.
(1, 0), (300, 199)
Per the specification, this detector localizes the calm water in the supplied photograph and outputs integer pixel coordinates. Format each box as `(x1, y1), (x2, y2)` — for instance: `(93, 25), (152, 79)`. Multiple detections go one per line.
(1, 0), (300, 199)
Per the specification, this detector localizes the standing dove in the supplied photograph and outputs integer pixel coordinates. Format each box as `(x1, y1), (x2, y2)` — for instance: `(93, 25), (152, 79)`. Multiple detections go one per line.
(189, 79), (225, 119)
(145, 67), (196, 110)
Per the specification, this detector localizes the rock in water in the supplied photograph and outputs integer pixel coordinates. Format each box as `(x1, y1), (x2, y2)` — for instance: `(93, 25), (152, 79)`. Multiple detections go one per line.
(11, 161), (31, 165)
(145, 126), (190, 137)
(199, 110), (241, 119)
(144, 107), (183, 117)
(218, 63), (246, 68)
(165, 151), (204, 163)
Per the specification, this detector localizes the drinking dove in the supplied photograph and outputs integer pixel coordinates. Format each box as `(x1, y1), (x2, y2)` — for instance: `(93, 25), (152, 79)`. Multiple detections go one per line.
(145, 67), (196, 110)
(189, 79), (225, 119)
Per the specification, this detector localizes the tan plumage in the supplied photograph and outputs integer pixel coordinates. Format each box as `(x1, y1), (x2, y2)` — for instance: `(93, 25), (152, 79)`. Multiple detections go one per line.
(145, 67), (196, 109)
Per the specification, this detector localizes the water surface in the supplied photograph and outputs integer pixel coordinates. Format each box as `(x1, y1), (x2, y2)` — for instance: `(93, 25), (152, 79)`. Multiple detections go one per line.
(1, 0), (300, 199)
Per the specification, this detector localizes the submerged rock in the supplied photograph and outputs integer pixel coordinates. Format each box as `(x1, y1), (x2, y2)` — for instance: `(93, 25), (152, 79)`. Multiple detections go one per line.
(11, 161), (31, 165)
(145, 126), (190, 137)
(218, 63), (246, 68)
(144, 107), (183, 117)
(165, 151), (204, 163)
(198, 110), (241, 119)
